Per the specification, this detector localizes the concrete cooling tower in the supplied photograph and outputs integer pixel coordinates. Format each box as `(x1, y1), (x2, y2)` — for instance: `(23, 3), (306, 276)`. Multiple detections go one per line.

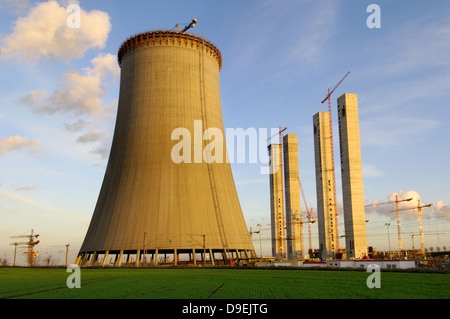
(75, 30), (256, 266)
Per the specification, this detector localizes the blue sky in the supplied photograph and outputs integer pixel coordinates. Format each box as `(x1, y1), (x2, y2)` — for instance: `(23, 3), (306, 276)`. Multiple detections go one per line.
(0, 0), (449, 264)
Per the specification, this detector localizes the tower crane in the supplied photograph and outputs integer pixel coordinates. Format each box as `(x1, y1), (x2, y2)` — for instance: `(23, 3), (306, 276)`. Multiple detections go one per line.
(389, 200), (433, 256)
(10, 229), (40, 266)
(298, 177), (316, 258)
(366, 196), (413, 254)
(319, 71), (351, 251)
(175, 18), (198, 33)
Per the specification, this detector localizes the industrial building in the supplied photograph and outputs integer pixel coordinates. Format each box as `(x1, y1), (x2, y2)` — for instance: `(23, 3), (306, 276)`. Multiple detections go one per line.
(283, 134), (303, 259)
(337, 93), (368, 259)
(75, 29), (256, 267)
(268, 143), (286, 259)
(313, 112), (339, 259)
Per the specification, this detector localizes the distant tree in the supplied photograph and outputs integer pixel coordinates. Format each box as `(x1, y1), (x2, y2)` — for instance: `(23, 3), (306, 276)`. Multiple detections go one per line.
(0, 257), (9, 266)
(443, 246), (447, 251)
(429, 247), (434, 253)
(44, 255), (55, 266)
(436, 246), (441, 252)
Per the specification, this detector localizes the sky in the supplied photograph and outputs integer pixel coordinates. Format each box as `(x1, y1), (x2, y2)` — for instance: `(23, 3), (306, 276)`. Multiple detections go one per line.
(0, 0), (449, 265)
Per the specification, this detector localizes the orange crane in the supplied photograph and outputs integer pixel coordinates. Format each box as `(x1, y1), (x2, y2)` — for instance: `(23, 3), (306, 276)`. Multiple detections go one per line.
(320, 71), (351, 251)
(366, 196), (413, 253)
(389, 200), (433, 256)
(298, 177), (316, 258)
(10, 229), (40, 266)
(266, 126), (288, 258)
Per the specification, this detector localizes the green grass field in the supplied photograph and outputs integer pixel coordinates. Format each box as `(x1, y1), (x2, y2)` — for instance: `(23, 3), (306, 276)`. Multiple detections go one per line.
(0, 267), (448, 299)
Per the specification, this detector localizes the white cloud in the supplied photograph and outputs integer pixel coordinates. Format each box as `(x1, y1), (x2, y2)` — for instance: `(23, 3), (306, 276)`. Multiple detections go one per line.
(77, 130), (111, 159)
(18, 52), (119, 161)
(434, 200), (450, 222)
(20, 53), (119, 117)
(0, 135), (42, 156)
(365, 190), (432, 221)
(1, 0), (111, 63)
(14, 184), (40, 192)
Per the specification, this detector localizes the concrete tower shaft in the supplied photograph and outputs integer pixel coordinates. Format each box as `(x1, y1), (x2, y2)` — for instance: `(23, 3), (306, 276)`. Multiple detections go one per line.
(76, 31), (255, 266)
(337, 93), (368, 259)
(313, 112), (338, 259)
(268, 143), (286, 259)
(283, 134), (303, 259)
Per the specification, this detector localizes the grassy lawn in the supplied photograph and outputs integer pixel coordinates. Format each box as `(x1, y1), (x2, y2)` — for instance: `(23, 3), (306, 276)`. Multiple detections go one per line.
(0, 267), (448, 299)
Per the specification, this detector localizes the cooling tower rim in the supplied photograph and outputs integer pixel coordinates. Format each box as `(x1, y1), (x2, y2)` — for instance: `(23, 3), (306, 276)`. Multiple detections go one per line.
(117, 30), (222, 71)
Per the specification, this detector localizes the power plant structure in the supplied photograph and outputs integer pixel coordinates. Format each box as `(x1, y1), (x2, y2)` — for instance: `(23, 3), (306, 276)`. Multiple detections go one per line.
(268, 131), (305, 260)
(268, 143), (286, 259)
(337, 93), (368, 259)
(313, 112), (339, 259)
(313, 85), (369, 259)
(283, 134), (303, 259)
(75, 27), (256, 267)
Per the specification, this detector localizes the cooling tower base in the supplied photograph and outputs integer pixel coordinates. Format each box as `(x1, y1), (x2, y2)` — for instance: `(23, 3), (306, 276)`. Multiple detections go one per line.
(75, 248), (257, 267)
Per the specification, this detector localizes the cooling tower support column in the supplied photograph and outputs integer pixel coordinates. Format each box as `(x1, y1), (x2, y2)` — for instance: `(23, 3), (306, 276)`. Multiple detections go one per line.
(76, 30), (255, 267)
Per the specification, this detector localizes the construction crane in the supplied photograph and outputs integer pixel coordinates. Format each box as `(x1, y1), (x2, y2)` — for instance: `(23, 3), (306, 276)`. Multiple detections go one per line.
(266, 126), (288, 258)
(298, 177), (316, 258)
(319, 71), (351, 252)
(366, 196), (413, 253)
(10, 229), (40, 266)
(390, 200), (433, 256)
(174, 18), (198, 33)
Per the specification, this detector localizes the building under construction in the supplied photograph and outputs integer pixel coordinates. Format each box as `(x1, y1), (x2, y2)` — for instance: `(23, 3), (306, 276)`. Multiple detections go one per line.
(75, 27), (256, 267)
(313, 112), (339, 259)
(268, 133), (304, 260)
(283, 134), (303, 259)
(268, 143), (286, 258)
(337, 93), (368, 259)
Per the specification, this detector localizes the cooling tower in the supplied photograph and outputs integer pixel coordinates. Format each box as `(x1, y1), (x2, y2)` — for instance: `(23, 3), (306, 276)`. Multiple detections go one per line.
(75, 30), (256, 266)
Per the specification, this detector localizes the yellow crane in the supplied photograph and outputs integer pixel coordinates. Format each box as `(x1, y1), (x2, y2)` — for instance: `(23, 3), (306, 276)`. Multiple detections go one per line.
(10, 229), (40, 266)
(366, 196), (413, 254)
(392, 200), (433, 256)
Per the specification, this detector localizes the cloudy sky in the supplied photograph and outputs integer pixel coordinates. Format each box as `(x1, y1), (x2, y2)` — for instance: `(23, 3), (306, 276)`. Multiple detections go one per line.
(0, 0), (449, 264)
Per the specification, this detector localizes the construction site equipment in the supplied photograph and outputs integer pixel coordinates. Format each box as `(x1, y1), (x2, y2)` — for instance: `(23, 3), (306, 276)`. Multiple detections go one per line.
(298, 177), (316, 258)
(366, 196), (413, 253)
(174, 18), (198, 33)
(319, 71), (351, 251)
(390, 200), (433, 255)
(10, 229), (40, 266)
